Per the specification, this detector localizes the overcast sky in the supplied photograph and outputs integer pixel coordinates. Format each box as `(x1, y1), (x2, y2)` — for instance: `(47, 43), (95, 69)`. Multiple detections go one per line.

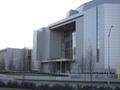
(0, 0), (90, 50)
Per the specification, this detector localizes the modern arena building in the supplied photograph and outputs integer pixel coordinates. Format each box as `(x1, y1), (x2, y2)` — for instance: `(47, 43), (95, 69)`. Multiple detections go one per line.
(32, 0), (120, 74)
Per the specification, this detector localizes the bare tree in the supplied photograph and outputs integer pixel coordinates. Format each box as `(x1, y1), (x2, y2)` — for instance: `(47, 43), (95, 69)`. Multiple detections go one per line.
(8, 52), (15, 71)
(80, 55), (84, 73)
(8, 59), (15, 71)
(87, 46), (95, 86)
(18, 60), (22, 72)
(0, 58), (5, 71)
(88, 48), (94, 83)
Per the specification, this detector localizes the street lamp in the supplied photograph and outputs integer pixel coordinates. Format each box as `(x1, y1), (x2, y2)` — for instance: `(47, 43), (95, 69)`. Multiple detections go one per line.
(108, 25), (114, 87)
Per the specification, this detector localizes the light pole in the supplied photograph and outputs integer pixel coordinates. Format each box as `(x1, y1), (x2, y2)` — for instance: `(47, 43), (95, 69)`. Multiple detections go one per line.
(108, 25), (114, 87)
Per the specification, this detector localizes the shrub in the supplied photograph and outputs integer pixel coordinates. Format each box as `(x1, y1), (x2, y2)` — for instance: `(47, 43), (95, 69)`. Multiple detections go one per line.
(0, 81), (6, 87)
(115, 87), (120, 90)
(64, 84), (74, 90)
(36, 84), (50, 90)
(76, 85), (82, 90)
(7, 81), (19, 88)
(20, 82), (36, 89)
(98, 86), (113, 90)
(51, 84), (64, 90)
(82, 86), (92, 90)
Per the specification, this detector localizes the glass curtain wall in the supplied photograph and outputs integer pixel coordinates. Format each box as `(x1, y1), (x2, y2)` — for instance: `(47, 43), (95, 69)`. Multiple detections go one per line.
(64, 28), (76, 59)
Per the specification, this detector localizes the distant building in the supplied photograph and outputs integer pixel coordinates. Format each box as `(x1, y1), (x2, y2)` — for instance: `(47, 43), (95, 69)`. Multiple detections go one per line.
(0, 48), (31, 72)
(32, 0), (120, 73)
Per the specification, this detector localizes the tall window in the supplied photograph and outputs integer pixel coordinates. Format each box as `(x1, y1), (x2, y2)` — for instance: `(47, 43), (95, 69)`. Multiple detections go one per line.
(64, 31), (73, 59)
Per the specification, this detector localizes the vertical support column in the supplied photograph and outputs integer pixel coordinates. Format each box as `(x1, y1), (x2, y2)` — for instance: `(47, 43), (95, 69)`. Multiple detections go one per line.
(60, 62), (62, 73)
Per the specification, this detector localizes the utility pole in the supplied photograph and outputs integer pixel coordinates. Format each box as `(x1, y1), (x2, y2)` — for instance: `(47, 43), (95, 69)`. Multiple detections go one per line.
(107, 25), (114, 87)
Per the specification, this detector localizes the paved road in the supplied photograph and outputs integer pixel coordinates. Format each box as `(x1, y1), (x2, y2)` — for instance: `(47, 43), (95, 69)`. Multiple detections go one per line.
(0, 88), (33, 90)
(0, 88), (13, 90)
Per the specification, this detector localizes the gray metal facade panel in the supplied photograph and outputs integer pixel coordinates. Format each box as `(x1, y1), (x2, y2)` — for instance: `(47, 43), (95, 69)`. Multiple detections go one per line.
(104, 4), (120, 69)
(83, 7), (97, 71)
(77, 0), (120, 12)
(74, 16), (84, 73)
(96, 4), (105, 70)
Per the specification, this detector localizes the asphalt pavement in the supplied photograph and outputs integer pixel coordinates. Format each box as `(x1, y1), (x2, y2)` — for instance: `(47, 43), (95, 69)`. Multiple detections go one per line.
(0, 88), (33, 90)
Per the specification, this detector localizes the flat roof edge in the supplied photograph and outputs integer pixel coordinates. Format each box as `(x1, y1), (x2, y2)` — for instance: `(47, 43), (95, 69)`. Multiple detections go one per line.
(48, 13), (83, 29)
